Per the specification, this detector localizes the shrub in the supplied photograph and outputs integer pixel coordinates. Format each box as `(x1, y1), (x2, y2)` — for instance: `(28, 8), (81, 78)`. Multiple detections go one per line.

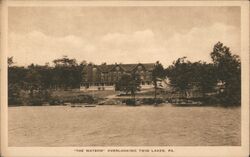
(49, 94), (95, 105)
(49, 98), (64, 105)
(65, 95), (95, 104)
(8, 96), (22, 105)
(28, 89), (52, 106)
(123, 99), (136, 105)
(28, 96), (44, 106)
(8, 83), (23, 105)
(217, 92), (240, 106)
(141, 98), (164, 105)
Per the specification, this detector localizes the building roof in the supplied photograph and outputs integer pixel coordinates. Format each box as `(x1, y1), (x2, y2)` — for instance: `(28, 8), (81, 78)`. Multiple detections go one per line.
(108, 63), (155, 72)
(97, 64), (115, 72)
(119, 64), (137, 71)
(140, 63), (156, 71)
(85, 63), (155, 73)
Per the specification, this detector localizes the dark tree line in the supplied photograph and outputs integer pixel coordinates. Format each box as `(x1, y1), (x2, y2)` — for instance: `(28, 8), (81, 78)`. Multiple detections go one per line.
(165, 57), (217, 98)
(8, 42), (241, 106)
(166, 42), (241, 105)
(8, 56), (86, 105)
(106, 42), (241, 106)
(211, 42), (241, 105)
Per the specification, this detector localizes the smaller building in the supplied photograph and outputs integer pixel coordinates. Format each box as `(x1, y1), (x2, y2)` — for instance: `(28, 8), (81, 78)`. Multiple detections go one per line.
(80, 63), (155, 91)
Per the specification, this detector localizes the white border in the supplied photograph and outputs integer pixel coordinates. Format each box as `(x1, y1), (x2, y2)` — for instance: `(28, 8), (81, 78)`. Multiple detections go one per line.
(5, 0), (248, 6)
(1, 1), (249, 157)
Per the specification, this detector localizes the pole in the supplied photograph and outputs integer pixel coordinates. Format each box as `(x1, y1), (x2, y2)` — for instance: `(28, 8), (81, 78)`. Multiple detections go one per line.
(154, 79), (157, 105)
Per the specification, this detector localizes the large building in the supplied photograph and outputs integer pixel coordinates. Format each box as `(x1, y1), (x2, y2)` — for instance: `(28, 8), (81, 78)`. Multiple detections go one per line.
(80, 63), (155, 90)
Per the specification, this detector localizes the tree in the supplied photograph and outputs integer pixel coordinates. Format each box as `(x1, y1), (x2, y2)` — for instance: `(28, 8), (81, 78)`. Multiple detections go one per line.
(25, 64), (43, 97)
(8, 57), (14, 67)
(152, 61), (166, 102)
(53, 55), (77, 67)
(80, 60), (87, 66)
(8, 83), (22, 105)
(8, 57), (27, 105)
(52, 56), (84, 90)
(115, 73), (141, 102)
(130, 73), (141, 101)
(7, 56), (87, 105)
(189, 61), (217, 96)
(165, 57), (193, 98)
(166, 57), (218, 99)
(210, 42), (241, 105)
(115, 74), (132, 94)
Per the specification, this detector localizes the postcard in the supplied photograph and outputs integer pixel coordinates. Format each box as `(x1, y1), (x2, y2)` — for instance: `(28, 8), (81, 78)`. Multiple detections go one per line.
(1, 0), (249, 157)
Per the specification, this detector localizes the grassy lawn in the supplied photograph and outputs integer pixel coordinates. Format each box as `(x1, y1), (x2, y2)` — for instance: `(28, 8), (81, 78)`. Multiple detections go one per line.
(8, 105), (240, 146)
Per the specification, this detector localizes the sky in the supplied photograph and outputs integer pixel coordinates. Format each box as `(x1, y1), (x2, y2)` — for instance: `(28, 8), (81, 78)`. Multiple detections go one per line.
(8, 6), (241, 67)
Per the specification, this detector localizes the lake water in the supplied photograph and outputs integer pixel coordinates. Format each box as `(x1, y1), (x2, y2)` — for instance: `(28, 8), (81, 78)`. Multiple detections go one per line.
(8, 105), (241, 146)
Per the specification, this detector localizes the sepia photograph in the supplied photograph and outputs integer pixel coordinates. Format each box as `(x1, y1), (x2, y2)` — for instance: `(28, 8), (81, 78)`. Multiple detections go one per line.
(1, 0), (249, 157)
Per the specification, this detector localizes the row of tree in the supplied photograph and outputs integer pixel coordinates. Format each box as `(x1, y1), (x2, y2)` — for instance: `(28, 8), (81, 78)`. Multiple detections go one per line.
(8, 42), (241, 105)
(166, 42), (240, 105)
(114, 42), (241, 105)
(8, 56), (86, 105)
(8, 56), (85, 90)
